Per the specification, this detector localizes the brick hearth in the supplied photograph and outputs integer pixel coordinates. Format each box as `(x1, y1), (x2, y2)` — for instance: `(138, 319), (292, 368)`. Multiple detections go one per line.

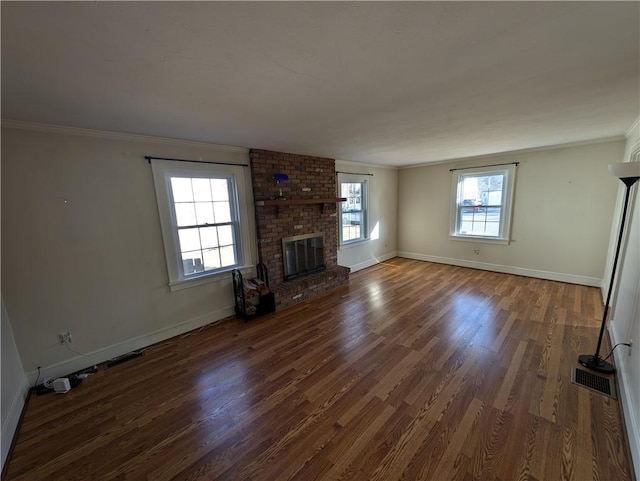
(250, 149), (349, 308)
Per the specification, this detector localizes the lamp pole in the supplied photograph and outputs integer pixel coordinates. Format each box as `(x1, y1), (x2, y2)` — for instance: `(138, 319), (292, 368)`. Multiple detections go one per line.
(578, 162), (640, 374)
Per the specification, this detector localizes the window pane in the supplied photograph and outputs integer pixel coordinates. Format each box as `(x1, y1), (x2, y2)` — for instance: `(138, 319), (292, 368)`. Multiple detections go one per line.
(488, 191), (502, 205)
(461, 174), (506, 206)
(460, 207), (475, 221)
(470, 222), (486, 235)
(202, 248), (221, 270)
(213, 201), (231, 223)
(200, 226), (219, 249)
(477, 175), (489, 191)
(351, 185), (362, 209)
(347, 212), (362, 226)
(175, 203), (196, 227)
(219, 245), (236, 267)
(182, 250), (204, 275)
(487, 207), (501, 222)
(192, 178), (212, 202)
(484, 222), (500, 236)
(458, 205), (502, 237)
(171, 178), (193, 202)
(218, 224), (233, 246)
(489, 175), (503, 191)
(461, 177), (477, 202)
(211, 179), (229, 201)
(459, 221), (473, 234)
(178, 228), (201, 252)
(341, 182), (362, 211)
(343, 225), (361, 241)
(195, 202), (215, 225)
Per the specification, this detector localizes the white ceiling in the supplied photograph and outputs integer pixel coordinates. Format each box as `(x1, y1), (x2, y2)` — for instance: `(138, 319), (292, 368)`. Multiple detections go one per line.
(2, 2), (638, 167)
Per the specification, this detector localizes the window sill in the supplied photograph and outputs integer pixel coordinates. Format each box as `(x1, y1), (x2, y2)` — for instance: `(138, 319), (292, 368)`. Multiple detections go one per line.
(449, 235), (510, 246)
(169, 265), (254, 292)
(339, 238), (371, 250)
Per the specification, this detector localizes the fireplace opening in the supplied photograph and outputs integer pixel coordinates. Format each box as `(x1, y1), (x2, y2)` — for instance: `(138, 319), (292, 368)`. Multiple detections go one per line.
(282, 232), (326, 280)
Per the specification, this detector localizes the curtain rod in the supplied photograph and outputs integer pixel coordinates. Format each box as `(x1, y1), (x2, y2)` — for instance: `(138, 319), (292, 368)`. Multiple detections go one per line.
(145, 155), (249, 167)
(449, 161), (519, 172)
(336, 171), (374, 176)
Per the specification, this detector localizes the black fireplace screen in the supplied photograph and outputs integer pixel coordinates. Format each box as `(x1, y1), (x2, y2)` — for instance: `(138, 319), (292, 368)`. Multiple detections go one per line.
(282, 232), (325, 280)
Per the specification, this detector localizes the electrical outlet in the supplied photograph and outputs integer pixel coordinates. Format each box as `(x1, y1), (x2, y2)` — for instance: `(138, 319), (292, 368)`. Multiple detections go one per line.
(58, 331), (72, 344)
(629, 339), (633, 356)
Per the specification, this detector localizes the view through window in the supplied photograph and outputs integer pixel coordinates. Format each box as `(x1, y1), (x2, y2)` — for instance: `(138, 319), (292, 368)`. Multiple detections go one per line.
(457, 173), (504, 236)
(340, 181), (367, 243)
(451, 164), (516, 242)
(170, 177), (238, 275)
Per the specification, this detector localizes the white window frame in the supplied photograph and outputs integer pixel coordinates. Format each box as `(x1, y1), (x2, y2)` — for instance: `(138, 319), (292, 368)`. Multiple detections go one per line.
(449, 164), (516, 244)
(338, 174), (369, 247)
(151, 159), (253, 291)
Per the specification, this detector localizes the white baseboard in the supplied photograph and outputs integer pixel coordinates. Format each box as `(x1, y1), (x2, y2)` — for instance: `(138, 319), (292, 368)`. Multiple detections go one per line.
(26, 305), (236, 384)
(1, 376), (29, 470)
(347, 251), (399, 273)
(397, 251), (602, 287)
(601, 279), (609, 305)
(610, 326), (640, 481)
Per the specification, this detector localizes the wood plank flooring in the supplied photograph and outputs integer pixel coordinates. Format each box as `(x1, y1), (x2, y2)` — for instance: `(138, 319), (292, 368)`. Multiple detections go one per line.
(4, 258), (633, 481)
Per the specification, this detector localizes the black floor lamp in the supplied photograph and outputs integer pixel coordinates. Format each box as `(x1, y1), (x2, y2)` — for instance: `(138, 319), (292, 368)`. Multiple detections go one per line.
(578, 161), (640, 374)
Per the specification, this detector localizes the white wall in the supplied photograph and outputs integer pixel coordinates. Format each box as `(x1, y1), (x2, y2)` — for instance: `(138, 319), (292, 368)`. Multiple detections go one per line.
(336, 160), (398, 271)
(1, 124), (255, 382)
(610, 118), (640, 480)
(397, 140), (625, 285)
(1, 298), (29, 470)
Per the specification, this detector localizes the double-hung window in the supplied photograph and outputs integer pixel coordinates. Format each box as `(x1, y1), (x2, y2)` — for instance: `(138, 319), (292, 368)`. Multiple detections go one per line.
(338, 175), (368, 246)
(151, 158), (252, 290)
(450, 164), (516, 244)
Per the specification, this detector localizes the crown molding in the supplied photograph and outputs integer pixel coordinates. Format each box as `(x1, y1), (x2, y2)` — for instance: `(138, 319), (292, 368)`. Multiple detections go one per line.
(0, 119), (249, 153)
(626, 116), (640, 138)
(399, 135), (626, 170)
(335, 158), (398, 171)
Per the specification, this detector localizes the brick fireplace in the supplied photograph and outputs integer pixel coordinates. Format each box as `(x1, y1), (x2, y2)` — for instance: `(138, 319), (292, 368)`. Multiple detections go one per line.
(250, 149), (350, 309)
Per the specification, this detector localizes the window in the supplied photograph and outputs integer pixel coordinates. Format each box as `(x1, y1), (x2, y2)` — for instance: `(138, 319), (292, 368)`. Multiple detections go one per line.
(450, 164), (516, 243)
(151, 159), (252, 290)
(170, 176), (238, 274)
(339, 175), (368, 246)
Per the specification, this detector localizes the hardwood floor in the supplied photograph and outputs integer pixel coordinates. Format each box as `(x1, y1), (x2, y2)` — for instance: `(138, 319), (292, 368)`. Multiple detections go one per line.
(4, 258), (633, 481)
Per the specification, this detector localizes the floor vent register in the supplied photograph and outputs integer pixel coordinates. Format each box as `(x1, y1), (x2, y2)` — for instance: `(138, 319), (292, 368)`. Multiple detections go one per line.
(571, 367), (616, 399)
